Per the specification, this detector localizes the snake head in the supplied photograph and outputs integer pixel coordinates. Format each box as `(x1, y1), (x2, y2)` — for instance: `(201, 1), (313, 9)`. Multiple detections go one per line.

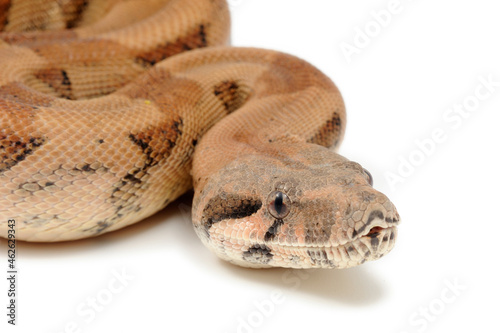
(192, 143), (400, 269)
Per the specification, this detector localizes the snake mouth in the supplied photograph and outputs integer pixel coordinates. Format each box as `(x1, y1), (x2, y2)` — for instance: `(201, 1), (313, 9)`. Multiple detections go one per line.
(307, 225), (397, 269)
(357, 225), (396, 254)
(204, 225), (398, 269)
(260, 226), (398, 269)
(366, 226), (385, 238)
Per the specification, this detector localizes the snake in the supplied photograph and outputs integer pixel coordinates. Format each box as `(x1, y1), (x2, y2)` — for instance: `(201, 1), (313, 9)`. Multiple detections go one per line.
(0, 0), (400, 269)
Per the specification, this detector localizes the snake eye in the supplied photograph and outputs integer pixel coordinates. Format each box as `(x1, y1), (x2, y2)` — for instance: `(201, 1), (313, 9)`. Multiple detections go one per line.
(267, 191), (291, 219)
(363, 168), (373, 186)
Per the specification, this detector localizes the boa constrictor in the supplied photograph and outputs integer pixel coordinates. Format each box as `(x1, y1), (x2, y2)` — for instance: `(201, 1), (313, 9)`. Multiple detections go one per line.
(0, 0), (400, 268)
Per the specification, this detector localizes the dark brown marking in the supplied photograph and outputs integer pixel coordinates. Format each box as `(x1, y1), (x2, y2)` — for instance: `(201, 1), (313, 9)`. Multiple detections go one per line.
(34, 68), (74, 99)
(95, 221), (110, 234)
(27, 39), (139, 98)
(83, 221), (111, 235)
(213, 80), (249, 113)
(353, 210), (385, 238)
(201, 193), (262, 233)
(124, 117), (182, 182)
(352, 229), (358, 238)
(0, 134), (45, 173)
(136, 24), (208, 66)
(128, 116), (183, 169)
(264, 219), (284, 242)
(0, 0), (11, 30)
(73, 162), (108, 175)
(367, 210), (384, 224)
(308, 112), (343, 148)
(109, 115), (183, 219)
(307, 249), (336, 267)
(61, 0), (89, 29)
(385, 215), (399, 223)
(243, 244), (273, 265)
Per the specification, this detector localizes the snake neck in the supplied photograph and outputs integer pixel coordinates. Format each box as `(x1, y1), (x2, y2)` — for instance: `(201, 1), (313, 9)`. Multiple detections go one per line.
(182, 47), (346, 191)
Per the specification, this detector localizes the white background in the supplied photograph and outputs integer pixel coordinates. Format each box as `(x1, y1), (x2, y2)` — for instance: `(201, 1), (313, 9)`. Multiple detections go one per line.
(2, 0), (500, 332)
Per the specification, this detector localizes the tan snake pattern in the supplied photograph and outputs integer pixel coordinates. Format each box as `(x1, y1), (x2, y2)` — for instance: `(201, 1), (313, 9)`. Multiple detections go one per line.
(0, 0), (400, 268)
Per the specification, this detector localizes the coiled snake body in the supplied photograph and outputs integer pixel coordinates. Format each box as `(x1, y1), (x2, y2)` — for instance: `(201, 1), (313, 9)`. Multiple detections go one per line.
(0, 0), (400, 268)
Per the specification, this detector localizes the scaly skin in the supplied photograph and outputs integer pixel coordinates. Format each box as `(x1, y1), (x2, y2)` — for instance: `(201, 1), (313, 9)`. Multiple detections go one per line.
(0, 0), (400, 268)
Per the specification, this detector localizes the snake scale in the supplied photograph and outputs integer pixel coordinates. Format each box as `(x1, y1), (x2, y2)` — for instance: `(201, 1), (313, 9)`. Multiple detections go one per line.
(0, 0), (400, 268)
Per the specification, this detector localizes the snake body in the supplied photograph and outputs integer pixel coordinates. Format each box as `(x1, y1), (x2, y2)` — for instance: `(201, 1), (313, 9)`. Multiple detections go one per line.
(0, 0), (400, 268)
